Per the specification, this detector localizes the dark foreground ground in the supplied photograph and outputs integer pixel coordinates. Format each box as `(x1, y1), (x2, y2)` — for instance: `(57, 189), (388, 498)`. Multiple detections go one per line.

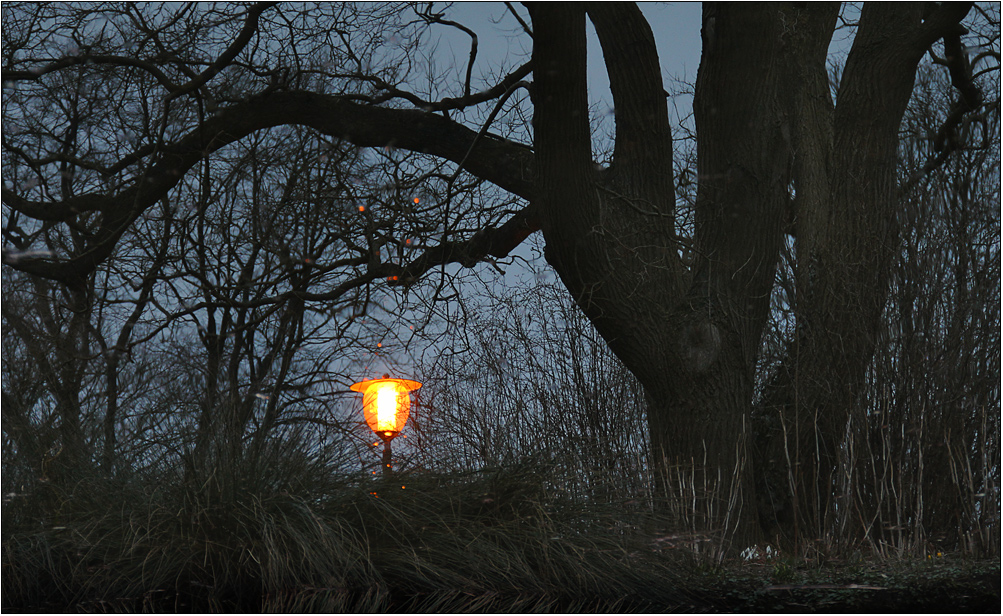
(6, 559), (998, 613)
(692, 559), (999, 613)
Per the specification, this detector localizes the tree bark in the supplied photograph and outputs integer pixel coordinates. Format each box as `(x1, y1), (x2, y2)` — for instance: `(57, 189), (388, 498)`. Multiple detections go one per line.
(756, 2), (975, 545)
(530, 3), (795, 550)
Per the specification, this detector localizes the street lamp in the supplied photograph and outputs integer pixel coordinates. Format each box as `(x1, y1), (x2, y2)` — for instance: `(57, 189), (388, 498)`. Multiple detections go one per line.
(350, 374), (422, 477)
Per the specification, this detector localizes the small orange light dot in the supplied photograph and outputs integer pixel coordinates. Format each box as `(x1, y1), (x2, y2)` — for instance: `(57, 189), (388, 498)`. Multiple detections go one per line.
(413, 197), (419, 204)
(401, 485), (406, 489)
(358, 205), (365, 212)
(377, 343), (382, 348)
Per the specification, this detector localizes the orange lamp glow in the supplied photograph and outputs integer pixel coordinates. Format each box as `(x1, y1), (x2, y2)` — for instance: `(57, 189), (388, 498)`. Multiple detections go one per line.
(350, 375), (422, 440)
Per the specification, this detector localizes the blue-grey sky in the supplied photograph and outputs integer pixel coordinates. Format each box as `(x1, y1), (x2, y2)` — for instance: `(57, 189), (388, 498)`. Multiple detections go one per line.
(437, 2), (704, 126)
(432, 3), (859, 128)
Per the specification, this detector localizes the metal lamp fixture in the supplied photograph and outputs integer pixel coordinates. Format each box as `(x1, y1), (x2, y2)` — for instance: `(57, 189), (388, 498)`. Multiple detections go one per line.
(350, 374), (422, 476)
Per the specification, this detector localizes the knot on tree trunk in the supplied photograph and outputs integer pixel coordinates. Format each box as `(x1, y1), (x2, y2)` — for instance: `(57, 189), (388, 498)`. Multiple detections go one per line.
(678, 318), (722, 373)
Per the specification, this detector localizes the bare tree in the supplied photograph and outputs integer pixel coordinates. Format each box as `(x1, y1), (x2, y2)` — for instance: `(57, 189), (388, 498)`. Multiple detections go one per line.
(2, 2), (996, 550)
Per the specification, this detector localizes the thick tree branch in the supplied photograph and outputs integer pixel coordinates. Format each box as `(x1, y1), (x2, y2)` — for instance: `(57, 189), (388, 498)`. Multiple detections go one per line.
(2, 186), (107, 222)
(164, 1), (278, 102)
(586, 4), (673, 184)
(932, 25), (984, 151)
(430, 61), (533, 113)
(915, 1), (974, 50)
(1, 54), (180, 91)
(526, 4), (595, 214)
(387, 204), (540, 286)
(899, 25), (987, 195)
(3, 90), (535, 284)
(327, 60), (533, 113)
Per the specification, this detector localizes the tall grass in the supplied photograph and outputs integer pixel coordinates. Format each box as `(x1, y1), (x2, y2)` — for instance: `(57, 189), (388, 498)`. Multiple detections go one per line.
(2, 447), (711, 613)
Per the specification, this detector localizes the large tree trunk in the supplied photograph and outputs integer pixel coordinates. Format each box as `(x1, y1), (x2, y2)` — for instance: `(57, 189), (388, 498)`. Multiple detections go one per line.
(532, 2), (973, 552)
(756, 2), (974, 547)
(530, 3), (797, 551)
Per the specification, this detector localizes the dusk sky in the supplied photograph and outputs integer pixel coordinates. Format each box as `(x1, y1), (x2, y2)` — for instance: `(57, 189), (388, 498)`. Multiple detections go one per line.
(436, 3), (704, 125)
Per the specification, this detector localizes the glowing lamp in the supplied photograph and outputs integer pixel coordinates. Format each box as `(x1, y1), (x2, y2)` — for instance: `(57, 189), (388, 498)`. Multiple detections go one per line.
(350, 374), (421, 476)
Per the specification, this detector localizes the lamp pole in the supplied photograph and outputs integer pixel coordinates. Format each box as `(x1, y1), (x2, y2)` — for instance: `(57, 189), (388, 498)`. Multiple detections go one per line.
(381, 433), (394, 478)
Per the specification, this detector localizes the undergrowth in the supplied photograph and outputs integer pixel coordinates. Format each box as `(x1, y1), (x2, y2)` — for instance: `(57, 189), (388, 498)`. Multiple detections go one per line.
(2, 457), (706, 612)
(3, 452), (998, 613)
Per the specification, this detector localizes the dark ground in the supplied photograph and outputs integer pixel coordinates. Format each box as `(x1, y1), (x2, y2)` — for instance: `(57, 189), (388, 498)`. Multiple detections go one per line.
(6, 559), (998, 613)
(696, 558), (999, 613)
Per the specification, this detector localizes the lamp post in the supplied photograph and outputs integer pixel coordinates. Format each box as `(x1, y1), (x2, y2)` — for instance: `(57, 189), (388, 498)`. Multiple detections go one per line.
(350, 374), (422, 478)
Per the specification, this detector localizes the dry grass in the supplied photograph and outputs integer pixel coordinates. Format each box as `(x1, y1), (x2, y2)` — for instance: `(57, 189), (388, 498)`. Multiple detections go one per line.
(2, 456), (706, 612)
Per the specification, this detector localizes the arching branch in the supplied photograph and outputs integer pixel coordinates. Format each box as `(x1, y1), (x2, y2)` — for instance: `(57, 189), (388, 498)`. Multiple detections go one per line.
(386, 203), (540, 287)
(3, 90), (535, 284)
(164, 1), (279, 102)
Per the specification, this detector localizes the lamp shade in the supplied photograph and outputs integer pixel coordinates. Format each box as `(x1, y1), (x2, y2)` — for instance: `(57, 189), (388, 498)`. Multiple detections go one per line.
(350, 376), (422, 439)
